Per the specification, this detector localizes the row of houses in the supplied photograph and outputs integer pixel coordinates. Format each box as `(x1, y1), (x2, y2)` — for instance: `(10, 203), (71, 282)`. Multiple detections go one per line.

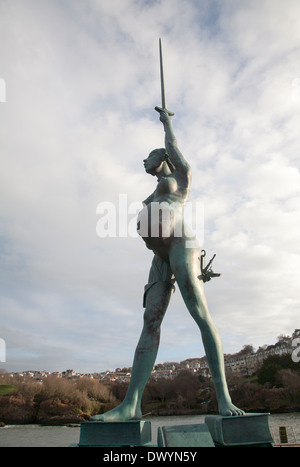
(8, 329), (299, 382)
(200, 329), (300, 378)
(8, 369), (98, 381)
(142, 329), (300, 380)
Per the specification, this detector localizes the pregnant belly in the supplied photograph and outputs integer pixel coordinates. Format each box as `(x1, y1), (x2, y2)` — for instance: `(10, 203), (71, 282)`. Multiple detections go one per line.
(137, 202), (184, 245)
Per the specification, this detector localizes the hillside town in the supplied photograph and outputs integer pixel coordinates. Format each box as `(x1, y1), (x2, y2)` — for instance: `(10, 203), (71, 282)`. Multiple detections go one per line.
(4, 329), (299, 384)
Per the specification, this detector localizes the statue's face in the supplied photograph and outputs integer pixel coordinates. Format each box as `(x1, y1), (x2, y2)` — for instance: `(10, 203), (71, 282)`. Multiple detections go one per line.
(143, 151), (163, 175)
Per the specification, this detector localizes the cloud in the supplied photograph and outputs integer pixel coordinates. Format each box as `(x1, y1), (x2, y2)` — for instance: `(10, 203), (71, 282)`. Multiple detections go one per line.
(0, 0), (299, 372)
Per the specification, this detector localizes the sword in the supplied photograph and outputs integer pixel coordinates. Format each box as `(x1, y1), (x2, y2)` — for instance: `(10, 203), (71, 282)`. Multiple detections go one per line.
(155, 38), (174, 116)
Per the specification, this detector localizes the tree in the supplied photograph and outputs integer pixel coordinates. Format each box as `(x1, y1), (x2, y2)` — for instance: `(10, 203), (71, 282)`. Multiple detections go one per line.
(257, 354), (299, 386)
(277, 334), (290, 342)
(237, 345), (255, 356)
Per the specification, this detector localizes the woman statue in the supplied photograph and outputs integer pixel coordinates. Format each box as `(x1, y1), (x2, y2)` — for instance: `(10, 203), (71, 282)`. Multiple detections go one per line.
(91, 110), (244, 420)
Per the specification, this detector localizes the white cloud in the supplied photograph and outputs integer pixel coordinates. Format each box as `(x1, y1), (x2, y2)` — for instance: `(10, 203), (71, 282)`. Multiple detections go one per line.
(0, 0), (299, 372)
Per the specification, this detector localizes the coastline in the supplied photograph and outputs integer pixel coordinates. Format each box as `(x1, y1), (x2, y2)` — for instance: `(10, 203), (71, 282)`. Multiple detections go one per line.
(0, 406), (299, 427)
(1, 362), (300, 427)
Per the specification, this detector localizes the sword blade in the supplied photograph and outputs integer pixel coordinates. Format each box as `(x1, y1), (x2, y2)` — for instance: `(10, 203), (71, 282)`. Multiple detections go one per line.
(159, 38), (166, 109)
(155, 38), (174, 116)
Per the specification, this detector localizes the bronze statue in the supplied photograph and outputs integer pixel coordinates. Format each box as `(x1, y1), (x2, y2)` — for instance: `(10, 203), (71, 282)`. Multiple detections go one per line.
(91, 40), (244, 421)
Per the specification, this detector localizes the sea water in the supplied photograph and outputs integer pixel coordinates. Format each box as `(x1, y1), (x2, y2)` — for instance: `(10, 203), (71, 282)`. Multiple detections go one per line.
(0, 413), (299, 447)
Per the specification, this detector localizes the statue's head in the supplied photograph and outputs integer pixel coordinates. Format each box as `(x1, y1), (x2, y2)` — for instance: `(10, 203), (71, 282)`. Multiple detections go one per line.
(143, 148), (175, 176)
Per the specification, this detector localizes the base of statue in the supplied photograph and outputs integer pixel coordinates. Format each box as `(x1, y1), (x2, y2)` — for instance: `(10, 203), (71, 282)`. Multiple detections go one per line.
(157, 423), (215, 447)
(205, 413), (274, 447)
(77, 420), (152, 447)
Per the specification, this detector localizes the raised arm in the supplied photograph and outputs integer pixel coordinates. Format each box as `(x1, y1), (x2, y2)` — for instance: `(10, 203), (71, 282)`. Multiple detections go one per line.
(159, 111), (191, 179)
(142, 191), (155, 206)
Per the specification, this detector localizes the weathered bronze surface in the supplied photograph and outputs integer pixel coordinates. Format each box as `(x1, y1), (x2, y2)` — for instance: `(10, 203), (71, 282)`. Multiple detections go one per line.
(91, 41), (244, 421)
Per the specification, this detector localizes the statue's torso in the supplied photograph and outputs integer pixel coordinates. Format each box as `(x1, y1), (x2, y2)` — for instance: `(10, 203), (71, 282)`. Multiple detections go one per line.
(137, 174), (193, 259)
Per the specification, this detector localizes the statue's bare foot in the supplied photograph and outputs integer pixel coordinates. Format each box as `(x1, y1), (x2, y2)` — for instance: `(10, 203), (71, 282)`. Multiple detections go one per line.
(218, 400), (245, 417)
(90, 402), (142, 422)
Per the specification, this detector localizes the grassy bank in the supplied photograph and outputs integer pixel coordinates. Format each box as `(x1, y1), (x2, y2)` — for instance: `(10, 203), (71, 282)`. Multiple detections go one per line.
(0, 375), (118, 425)
(0, 385), (16, 395)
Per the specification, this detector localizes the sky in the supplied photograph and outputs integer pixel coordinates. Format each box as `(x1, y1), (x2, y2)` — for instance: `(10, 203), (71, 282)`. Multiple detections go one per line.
(0, 0), (300, 373)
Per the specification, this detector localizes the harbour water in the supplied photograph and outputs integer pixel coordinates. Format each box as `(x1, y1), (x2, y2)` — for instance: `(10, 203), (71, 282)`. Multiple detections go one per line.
(0, 413), (299, 447)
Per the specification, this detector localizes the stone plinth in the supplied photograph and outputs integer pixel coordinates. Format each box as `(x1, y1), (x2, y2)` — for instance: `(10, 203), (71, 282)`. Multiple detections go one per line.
(205, 413), (274, 447)
(157, 423), (215, 447)
(78, 420), (151, 447)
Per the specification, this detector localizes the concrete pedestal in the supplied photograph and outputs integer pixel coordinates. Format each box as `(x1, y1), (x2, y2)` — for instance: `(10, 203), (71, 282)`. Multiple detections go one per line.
(78, 420), (151, 447)
(157, 423), (215, 447)
(205, 413), (274, 447)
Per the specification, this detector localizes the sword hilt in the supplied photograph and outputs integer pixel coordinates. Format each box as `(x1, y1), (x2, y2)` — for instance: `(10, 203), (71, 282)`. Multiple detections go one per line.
(155, 106), (175, 117)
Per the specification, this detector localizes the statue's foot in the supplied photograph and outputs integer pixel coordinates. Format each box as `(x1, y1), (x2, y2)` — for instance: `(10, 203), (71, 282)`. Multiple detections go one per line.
(218, 400), (245, 417)
(90, 402), (142, 422)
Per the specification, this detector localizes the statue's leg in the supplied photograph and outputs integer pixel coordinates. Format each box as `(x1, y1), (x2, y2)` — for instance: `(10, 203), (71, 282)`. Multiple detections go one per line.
(90, 258), (174, 421)
(169, 242), (244, 416)
(122, 280), (174, 416)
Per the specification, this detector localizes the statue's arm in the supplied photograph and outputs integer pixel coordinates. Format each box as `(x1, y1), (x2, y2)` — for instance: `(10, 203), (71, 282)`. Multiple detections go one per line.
(160, 112), (191, 178)
(143, 191), (155, 206)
